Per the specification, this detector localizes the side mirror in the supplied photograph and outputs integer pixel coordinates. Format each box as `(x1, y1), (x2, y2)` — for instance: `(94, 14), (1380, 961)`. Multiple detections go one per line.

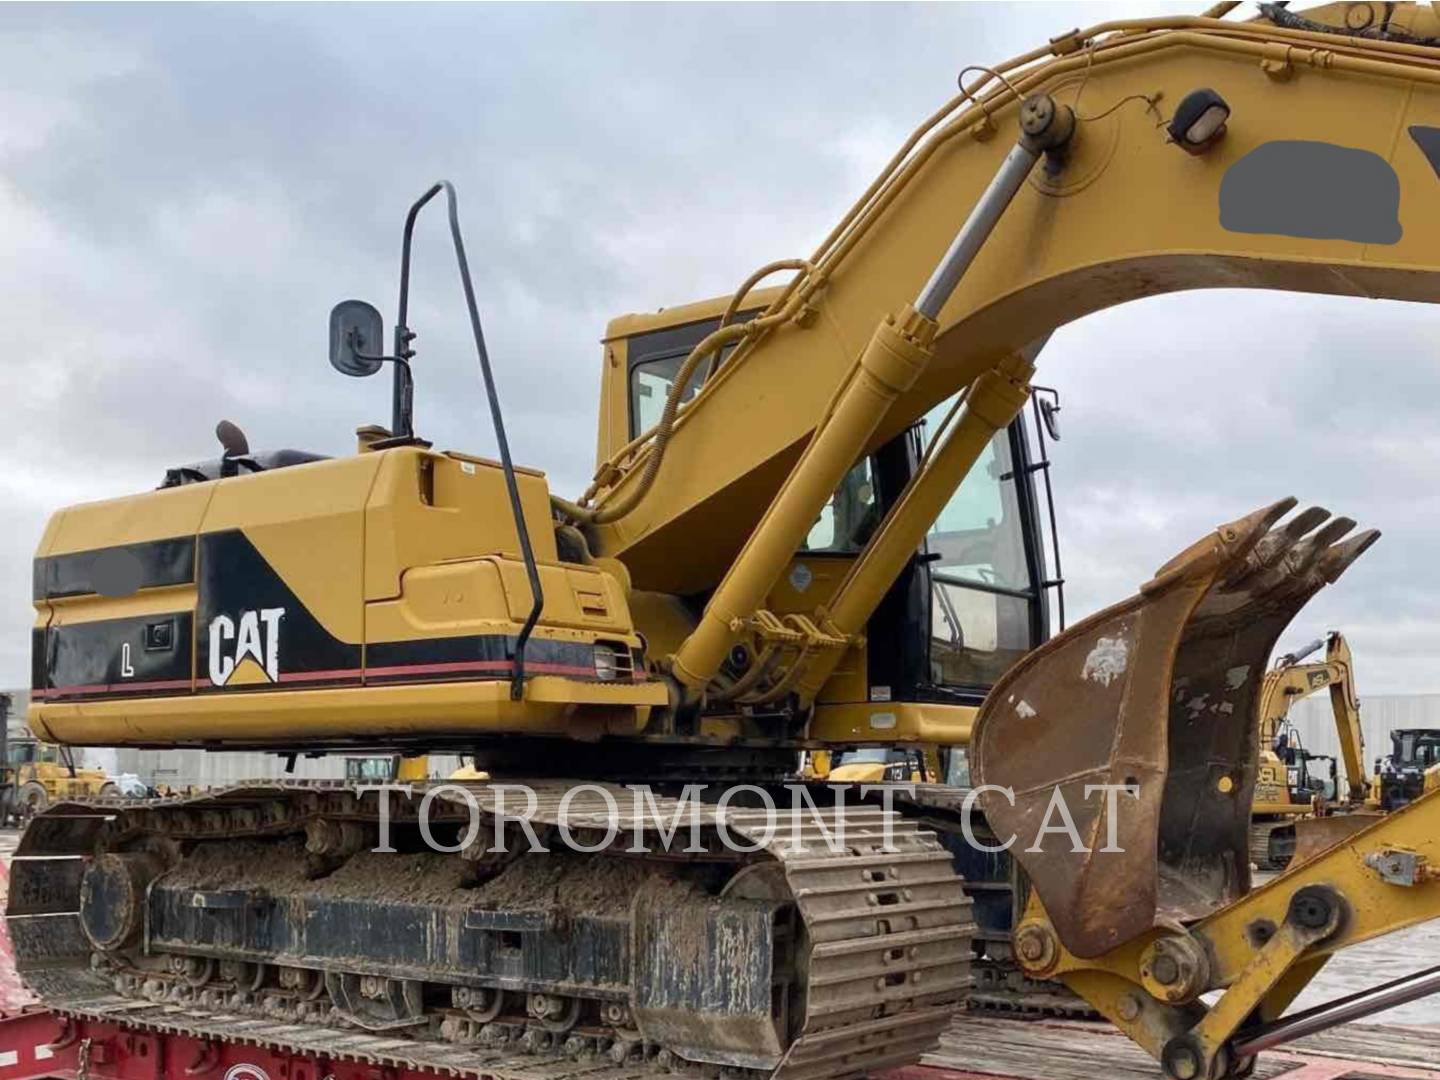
(1038, 398), (1061, 442)
(1034, 388), (1061, 443)
(329, 300), (386, 377)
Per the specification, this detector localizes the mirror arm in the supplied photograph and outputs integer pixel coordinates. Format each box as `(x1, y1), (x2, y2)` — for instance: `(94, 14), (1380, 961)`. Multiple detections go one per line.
(392, 184), (443, 439)
(349, 337), (415, 431)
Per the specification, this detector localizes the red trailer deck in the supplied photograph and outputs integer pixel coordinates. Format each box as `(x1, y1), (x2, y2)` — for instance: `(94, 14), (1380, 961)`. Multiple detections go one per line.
(1, 1008), (1436, 1080)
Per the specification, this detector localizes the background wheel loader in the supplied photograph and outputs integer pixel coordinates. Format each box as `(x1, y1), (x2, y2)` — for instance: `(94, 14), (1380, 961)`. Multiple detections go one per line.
(0, 737), (121, 832)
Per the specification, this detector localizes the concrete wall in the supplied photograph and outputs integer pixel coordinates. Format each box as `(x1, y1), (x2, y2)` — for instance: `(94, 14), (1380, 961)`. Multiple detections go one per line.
(1287, 692), (1440, 792)
(104, 749), (466, 790)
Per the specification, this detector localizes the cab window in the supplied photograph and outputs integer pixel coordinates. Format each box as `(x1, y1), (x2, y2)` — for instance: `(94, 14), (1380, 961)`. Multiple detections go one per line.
(631, 350), (704, 436)
(345, 757), (397, 783)
(629, 343), (740, 438)
(923, 402), (1038, 689)
(802, 459), (879, 554)
(7, 743), (37, 766)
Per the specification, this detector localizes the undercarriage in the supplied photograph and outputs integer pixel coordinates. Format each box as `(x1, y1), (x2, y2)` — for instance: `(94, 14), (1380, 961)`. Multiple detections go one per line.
(9, 781), (978, 1080)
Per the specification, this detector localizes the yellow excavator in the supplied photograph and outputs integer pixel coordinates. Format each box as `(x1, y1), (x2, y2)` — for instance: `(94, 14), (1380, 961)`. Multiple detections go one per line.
(1250, 631), (1368, 869)
(13, 5), (1440, 1080)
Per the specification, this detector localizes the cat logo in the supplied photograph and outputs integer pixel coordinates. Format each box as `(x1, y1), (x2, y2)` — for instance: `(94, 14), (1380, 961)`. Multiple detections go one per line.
(209, 607), (286, 687)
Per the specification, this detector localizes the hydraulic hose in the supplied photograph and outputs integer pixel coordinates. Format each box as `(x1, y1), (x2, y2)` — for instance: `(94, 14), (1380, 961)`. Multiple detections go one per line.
(552, 321), (748, 525)
(555, 261), (814, 526)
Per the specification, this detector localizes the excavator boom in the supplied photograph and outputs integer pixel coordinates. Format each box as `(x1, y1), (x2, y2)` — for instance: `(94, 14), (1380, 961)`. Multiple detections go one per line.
(564, 1), (1440, 728)
(584, 2), (1440, 603)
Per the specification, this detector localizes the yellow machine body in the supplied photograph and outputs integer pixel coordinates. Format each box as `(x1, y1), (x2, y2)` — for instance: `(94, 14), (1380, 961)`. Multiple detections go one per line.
(31, 447), (661, 750)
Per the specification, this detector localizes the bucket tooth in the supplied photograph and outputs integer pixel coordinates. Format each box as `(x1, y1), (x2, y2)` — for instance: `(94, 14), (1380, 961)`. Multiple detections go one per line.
(1319, 528), (1381, 584)
(972, 499), (1379, 960)
(1242, 514), (1361, 610)
(1150, 497), (1296, 591)
(1221, 503), (1325, 588)
(1286, 515), (1357, 574)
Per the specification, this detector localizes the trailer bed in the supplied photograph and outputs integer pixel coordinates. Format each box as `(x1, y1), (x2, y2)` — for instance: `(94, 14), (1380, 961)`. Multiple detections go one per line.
(1, 1008), (1435, 1080)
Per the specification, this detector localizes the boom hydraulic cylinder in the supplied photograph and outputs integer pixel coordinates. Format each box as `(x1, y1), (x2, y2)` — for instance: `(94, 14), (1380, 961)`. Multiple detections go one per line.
(793, 342), (1042, 705)
(668, 94), (1074, 695)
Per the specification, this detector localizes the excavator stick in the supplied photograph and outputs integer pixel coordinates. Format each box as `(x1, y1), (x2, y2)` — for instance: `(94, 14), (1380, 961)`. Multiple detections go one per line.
(972, 499), (1379, 958)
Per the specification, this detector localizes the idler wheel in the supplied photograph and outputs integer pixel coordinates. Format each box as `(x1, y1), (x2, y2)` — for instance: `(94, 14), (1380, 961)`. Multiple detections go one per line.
(167, 953), (216, 988)
(80, 853), (164, 951)
(220, 959), (267, 993)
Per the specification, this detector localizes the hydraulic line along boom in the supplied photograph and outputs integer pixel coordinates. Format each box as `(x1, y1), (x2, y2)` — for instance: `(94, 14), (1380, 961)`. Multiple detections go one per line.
(668, 94), (1074, 695)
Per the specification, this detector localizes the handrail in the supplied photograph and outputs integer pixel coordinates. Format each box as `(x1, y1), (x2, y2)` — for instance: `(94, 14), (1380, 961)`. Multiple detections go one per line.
(398, 181), (544, 701)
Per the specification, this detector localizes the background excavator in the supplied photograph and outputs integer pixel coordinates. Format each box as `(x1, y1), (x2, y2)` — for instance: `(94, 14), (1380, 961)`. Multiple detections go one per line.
(12, 4), (1440, 1080)
(1249, 631), (1368, 869)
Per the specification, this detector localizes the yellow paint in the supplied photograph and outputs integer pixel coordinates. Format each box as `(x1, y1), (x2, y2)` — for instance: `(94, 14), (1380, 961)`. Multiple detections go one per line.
(32, 675), (663, 747)
(223, 657), (272, 686)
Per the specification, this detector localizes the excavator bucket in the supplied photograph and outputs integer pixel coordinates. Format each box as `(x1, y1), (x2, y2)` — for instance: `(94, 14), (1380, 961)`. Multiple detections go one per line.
(972, 499), (1378, 958)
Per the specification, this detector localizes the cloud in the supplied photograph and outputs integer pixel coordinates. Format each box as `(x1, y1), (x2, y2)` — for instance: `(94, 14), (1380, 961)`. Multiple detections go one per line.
(2, 2), (1436, 696)
(1048, 288), (1440, 691)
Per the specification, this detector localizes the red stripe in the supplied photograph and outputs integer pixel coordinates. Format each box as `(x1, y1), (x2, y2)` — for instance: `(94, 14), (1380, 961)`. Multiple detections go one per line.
(34, 657), (646, 699)
(277, 668), (364, 684)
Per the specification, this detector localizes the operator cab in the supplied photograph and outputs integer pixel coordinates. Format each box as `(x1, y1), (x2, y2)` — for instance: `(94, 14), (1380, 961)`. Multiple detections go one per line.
(614, 298), (1063, 708)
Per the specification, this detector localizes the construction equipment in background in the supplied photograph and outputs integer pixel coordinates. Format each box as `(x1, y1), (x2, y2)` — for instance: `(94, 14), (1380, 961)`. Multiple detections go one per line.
(0, 736), (118, 825)
(343, 754), (434, 784)
(343, 754), (489, 783)
(1249, 631), (1367, 869)
(1373, 727), (1440, 810)
(814, 744), (942, 783)
(13, 5), (1440, 1080)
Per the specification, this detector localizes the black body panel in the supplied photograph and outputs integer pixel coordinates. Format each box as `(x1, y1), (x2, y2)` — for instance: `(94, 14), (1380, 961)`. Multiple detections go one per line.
(195, 529), (361, 690)
(34, 537), (195, 601)
(39, 613), (193, 697)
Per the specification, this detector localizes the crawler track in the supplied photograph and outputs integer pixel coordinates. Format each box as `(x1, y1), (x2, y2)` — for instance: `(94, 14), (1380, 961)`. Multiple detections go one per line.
(1249, 820), (1294, 871)
(7, 782), (975, 1080)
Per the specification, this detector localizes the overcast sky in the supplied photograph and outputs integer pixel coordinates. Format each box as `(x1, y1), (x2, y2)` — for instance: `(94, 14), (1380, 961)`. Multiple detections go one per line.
(2, 2), (1437, 696)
